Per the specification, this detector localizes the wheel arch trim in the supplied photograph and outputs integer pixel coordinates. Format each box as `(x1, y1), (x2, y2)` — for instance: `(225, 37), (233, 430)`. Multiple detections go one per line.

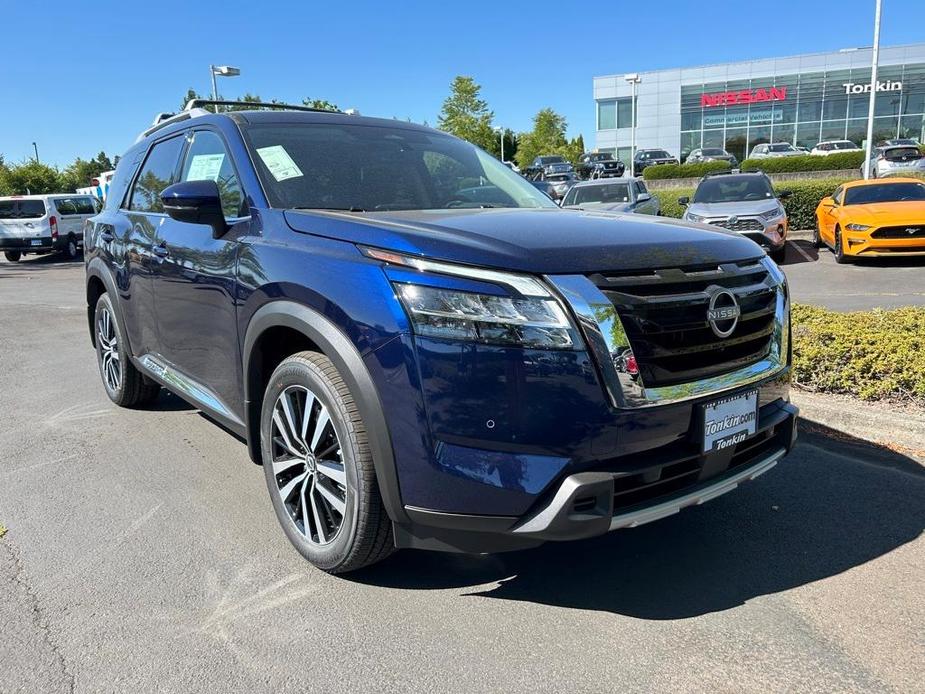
(85, 258), (130, 353)
(242, 301), (407, 524)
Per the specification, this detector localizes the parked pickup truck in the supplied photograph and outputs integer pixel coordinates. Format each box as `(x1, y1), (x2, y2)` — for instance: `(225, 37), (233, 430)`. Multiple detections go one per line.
(85, 100), (798, 573)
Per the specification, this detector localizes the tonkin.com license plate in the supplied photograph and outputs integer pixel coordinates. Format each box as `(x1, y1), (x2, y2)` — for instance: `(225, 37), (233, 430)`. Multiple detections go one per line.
(702, 390), (757, 452)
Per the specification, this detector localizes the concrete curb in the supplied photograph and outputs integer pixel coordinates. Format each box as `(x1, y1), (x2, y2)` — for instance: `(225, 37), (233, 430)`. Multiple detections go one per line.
(792, 389), (925, 452)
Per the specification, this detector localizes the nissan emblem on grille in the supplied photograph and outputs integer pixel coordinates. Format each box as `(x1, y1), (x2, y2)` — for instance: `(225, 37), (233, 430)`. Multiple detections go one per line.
(728, 216), (739, 225)
(706, 289), (741, 338)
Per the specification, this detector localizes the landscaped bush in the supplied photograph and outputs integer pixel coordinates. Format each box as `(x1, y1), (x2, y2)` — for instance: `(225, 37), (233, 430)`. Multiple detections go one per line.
(741, 151), (865, 173)
(642, 160), (731, 180)
(654, 177), (851, 229)
(792, 304), (925, 404)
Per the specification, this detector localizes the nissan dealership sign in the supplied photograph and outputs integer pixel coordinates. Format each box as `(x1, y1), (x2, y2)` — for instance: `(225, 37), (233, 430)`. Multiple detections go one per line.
(842, 80), (903, 94)
(700, 86), (787, 108)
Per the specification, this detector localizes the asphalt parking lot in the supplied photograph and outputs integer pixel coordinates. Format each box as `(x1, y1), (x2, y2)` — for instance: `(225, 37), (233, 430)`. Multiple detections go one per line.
(1, 256), (923, 694)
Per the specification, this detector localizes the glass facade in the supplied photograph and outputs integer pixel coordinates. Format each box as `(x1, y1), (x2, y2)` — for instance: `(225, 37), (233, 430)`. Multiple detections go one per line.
(597, 97), (634, 131)
(680, 63), (925, 162)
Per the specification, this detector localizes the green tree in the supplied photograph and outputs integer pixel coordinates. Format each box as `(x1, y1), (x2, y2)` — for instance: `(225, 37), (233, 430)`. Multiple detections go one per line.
(303, 97), (339, 111)
(180, 88), (204, 110)
(59, 151), (116, 192)
(515, 108), (585, 167)
(437, 76), (496, 153)
(1, 160), (63, 195)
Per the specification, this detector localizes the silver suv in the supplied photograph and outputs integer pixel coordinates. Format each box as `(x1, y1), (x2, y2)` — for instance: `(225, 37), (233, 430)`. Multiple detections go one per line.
(680, 172), (790, 262)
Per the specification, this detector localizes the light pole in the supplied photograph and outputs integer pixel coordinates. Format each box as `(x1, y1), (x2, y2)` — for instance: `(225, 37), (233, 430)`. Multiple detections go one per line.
(495, 126), (505, 162)
(209, 65), (241, 112)
(863, 0), (882, 179)
(31, 142), (39, 163)
(625, 73), (641, 176)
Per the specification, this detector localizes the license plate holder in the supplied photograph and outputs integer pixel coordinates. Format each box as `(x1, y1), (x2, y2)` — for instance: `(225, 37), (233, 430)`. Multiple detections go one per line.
(702, 390), (758, 453)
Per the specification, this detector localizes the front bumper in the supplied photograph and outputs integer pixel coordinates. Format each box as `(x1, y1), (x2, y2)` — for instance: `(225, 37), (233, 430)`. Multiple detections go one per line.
(844, 229), (925, 256)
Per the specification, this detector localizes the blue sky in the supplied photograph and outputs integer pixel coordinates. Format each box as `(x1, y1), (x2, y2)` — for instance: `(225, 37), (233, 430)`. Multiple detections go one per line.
(1, 0), (923, 167)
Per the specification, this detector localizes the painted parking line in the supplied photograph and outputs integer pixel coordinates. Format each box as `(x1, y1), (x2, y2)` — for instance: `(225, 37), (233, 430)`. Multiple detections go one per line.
(789, 240), (815, 263)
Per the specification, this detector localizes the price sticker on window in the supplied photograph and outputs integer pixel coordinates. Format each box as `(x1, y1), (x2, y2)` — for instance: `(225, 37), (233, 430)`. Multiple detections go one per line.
(256, 145), (303, 182)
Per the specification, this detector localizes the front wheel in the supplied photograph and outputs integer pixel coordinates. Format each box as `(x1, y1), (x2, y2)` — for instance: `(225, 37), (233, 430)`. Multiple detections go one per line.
(261, 351), (393, 573)
(4, 251), (21, 262)
(833, 226), (851, 264)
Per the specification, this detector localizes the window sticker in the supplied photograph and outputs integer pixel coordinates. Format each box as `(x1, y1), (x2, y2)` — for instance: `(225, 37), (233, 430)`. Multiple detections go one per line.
(256, 145), (303, 182)
(186, 153), (225, 182)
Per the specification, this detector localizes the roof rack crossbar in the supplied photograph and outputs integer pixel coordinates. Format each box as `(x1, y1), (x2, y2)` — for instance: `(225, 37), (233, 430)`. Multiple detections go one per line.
(184, 99), (342, 114)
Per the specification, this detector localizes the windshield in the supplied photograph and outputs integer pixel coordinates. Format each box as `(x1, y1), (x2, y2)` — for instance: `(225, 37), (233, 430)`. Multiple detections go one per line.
(244, 123), (556, 211)
(844, 182), (925, 205)
(0, 199), (46, 219)
(768, 144), (795, 153)
(831, 141), (858, 150)
(591, 153), (613, 161)
(883, 147), (922, 161)
(702, 149), (727, 156)
(546, 174), (572, 182)
(644, 150), (671, 159)
(564, 183), (631, 206)
(693, 176), (775, 203)
(538, 156), (565, 165)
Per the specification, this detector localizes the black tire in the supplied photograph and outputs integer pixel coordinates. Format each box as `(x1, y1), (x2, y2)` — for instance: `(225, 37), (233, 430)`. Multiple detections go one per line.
(94, 293), (161, 407)
(833, 226), (851, 264)
(4, 251), (21, 262)
(812, 218), (823, 249)
(64, 236), (80, 260)
(261, 351), (393, 574)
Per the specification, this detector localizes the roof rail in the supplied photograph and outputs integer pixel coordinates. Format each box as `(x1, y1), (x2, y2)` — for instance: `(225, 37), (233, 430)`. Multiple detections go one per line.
(184, 99), (342, 114)
(135, 108), (211, 143)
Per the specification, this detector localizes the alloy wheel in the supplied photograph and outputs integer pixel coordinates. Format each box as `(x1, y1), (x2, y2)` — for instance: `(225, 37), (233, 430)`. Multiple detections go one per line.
(270, 385), (348, 546)
(97, 307), (121, 393)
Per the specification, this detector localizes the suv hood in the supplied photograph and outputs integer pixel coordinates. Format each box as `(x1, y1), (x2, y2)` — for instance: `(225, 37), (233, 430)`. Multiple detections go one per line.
(284, 208), (763, 274)
(687, 200), (780, 217)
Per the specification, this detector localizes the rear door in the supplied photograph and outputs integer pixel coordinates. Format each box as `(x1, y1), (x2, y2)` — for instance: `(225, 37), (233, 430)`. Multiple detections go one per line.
(51, 197), (85, 241)
(0, 199), (49, 247)
(150, 128), (248, 415)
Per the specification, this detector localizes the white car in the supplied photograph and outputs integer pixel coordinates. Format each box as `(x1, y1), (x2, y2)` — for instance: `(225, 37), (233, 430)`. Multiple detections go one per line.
(861, 145), (925, 178)
(811, 140), (861, 156)
(749, 143), (804, 159)
(0, 194), (100, 262)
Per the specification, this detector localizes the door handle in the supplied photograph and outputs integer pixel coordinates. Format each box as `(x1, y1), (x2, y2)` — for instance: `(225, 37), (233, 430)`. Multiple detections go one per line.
(152, 243), (170, 258)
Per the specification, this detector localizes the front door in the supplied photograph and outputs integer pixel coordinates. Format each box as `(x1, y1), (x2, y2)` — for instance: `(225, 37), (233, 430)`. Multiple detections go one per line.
(151, 129), (248, 419)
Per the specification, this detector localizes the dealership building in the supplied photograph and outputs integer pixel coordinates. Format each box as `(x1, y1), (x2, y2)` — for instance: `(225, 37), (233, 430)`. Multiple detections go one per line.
(594, 43), (925, 163)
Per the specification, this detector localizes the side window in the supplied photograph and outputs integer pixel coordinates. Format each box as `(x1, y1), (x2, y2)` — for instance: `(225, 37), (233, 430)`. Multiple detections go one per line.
(832, 186), (844, 205)
(55, 198), (78, 216)
(75, 197), (97, 214)
(635, 181), (648, 195)
(129, 136), (185, 213)
(180, 131), (245, 218)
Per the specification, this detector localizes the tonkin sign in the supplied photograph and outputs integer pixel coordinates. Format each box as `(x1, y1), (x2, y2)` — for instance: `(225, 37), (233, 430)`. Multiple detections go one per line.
(842, 80), (903, 94)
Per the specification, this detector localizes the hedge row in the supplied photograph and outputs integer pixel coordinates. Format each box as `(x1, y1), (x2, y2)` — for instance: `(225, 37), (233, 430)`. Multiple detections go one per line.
(653, 176), (851, 230)
(741, 151), (865, 173)
(642, 160), (731, 180)
(792, 304), (925, 404)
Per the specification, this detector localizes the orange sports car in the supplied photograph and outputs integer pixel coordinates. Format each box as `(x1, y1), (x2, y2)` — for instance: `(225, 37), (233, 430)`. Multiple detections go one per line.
(814, 177), (925, 263)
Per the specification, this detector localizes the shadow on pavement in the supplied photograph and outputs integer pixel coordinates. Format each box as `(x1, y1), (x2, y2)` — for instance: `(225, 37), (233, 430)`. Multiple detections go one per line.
(353, 425), (924, 619)
(0, 252), (82, 272)
(779, 240), (818, 265)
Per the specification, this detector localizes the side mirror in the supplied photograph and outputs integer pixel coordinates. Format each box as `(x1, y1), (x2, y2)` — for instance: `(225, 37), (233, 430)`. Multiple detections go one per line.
(777, 189), (792, 199)
(819, 196), (834, 207)
(636, 192), (651, 202)
(160, 180), (228, 239)
(678, 196), (690, 205)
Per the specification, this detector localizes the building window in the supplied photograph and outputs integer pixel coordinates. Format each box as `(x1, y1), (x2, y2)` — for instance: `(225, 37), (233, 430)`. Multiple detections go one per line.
(597, 98), (634, 130)
(598, 101), (616, 130)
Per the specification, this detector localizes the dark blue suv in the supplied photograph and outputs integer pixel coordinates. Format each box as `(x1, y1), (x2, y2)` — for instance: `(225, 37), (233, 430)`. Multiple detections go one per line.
(85, 101), (797, 573)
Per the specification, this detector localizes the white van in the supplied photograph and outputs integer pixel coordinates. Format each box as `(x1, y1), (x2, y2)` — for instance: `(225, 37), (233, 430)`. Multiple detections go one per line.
(0, 194), (100, 262)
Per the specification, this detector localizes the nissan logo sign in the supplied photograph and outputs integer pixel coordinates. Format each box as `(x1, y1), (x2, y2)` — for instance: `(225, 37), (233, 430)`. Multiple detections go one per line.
(707, 289), (741, 338)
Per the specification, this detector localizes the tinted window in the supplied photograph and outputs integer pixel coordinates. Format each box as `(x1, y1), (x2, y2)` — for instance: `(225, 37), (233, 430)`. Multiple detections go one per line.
(591, 153), (613, 161)
(0, 200), (46, 218)
(54, 197), (95, 215)
(129, 136), (185, 213)
(646, 150), (671, 159)
(701, 148), (726, 156)
(768, 144), (795, 152)
(54, 199), (79, 215)
(180, 131), (245, 218)
(566, 183), (631, 205)
(693, 176), (775, 203)
(245, 123), (556, 211)
(844, 183), (925, 205)
(883, 147), (922, 161)
(634, 181), (647, 195)
(76, 197), (98, 214)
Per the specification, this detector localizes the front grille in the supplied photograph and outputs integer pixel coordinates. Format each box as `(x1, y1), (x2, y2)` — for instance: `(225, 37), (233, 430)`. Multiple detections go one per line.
(589, 260), (778, 388)
(871, 225), (925, 239)
(713, 218), (764, 232)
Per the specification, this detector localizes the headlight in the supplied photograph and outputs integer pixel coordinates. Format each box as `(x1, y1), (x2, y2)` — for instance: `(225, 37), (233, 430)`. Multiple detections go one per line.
(361, 247), (580, 350)
(686, 212), (706, 223)
(759, 205), (784, 221)
(395, 284), (576, 349)
(846, 223), (871, 231)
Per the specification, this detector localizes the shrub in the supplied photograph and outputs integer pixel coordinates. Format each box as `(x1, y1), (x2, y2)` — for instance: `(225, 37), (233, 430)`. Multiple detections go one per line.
(643, 160), (731, 180)
(792, 304), (925, 404)
(654, 177), (851, 229)
(741, 151), (865, 173)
